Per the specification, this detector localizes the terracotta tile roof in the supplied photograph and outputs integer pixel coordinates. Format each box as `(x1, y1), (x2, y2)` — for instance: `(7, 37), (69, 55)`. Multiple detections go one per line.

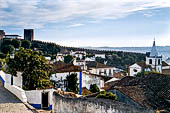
(115, 86), (148, 107)
(162, 61), (169, 66)
(104, 80), (120, 90)
(86, 61), (111, 68)
(113, 76), (136, 86)
(108, 74), (170, 111)
(51, 62), (81, 73)
(83, 72), (113, 82)
(162, 69), (170, 75)
(114, 72), (126, 79)
(136, 61), (152, 70)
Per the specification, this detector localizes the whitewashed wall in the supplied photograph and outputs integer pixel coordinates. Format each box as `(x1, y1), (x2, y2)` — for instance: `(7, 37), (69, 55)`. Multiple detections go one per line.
(82, 72), (104, 89)
(50, 72), (80, 91)
(0, 70), (5, 81)
(51, 72), (80, 82)
(5, 72), (22, 88)
(89, 68), (115, 77)
(162, 66), (170, 69)
(146, 57), (162, 73)
(4, 83), (27, 103)
(56, 56), (64, 61)
(13, 72), (22, 88)
(95, 54), (105, 59)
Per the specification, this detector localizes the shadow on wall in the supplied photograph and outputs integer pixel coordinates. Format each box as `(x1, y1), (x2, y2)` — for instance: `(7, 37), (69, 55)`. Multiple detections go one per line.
(52, 92), (155, 113)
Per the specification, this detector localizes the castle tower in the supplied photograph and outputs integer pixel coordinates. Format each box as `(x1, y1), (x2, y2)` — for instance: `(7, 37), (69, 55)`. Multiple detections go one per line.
(24, 29), (34, 41)
(146, 40), (162, 73)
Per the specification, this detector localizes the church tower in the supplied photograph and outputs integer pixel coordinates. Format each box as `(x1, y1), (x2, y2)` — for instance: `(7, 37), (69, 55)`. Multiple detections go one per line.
(146, 40), (162, 73)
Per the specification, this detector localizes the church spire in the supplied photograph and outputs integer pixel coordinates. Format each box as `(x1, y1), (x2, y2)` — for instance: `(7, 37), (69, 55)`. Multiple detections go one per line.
(150, 39), (158, 57)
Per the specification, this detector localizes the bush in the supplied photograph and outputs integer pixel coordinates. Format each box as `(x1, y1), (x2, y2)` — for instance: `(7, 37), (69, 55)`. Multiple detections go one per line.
(90, 84), (100, 93)
(96, 91), (117, 100)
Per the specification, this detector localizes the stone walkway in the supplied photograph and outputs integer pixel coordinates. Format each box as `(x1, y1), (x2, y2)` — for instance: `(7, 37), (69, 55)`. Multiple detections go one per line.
(0, 86), (33, 113)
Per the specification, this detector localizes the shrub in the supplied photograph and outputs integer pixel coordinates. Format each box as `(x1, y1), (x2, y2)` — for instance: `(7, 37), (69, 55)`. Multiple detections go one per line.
(96, 91), (117, 100)
(90, 84), (100, 93)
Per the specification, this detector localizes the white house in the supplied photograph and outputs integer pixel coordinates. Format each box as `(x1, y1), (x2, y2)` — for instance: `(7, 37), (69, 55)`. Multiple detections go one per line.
(50, 62), (108, 93)
(72, 51), (86, 60)
(129, 62), (151, 76)
(82, 71), (104, 90)
(45, 57), (51, 61)
(50, 72), (81, 91)
(4, 35), (22, 39)
(95, 54), (106, 59)
(25, 89), (55, 110)
(56, 53), (64, 62)
(73, 59), (87, 70)
(86, 61), (116, 77)
(50, 62), (82, 94)
(85, 57), (95, 61)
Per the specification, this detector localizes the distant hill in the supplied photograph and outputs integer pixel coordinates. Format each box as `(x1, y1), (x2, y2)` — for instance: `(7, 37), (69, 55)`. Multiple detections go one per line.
(84, 46), (170, 60)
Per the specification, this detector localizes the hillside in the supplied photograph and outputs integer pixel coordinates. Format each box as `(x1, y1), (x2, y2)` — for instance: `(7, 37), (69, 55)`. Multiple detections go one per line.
(0, 38), (145, 69)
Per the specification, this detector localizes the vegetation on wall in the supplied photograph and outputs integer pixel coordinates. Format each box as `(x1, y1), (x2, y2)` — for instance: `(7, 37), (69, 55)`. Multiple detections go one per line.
(96, 91), (117, 100)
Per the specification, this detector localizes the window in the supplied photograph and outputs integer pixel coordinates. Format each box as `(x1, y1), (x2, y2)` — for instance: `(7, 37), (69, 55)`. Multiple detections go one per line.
(158, 59), (161, 65)
(133, 69), (138, 72)
(149, 59), (152, 64)
(109, 69), (112, 75)
(99, 70), (101, 75)
(104, 69), (106, 74)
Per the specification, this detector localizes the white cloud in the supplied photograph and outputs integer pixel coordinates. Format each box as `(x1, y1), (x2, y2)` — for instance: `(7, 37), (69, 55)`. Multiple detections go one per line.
(67, 23), (85, 28)
(0, 0), (170, 28)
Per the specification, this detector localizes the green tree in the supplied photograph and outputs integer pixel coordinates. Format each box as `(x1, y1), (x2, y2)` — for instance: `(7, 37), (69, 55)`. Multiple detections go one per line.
(90, 84), (100, 93)
(46, 43), (60, 55)
(21, 40), (31, 49)
(1, 45), (15, 54)
(64, 55), (73, 64)
(96, 57), (105, 64)
(0, 52), (6, 59)
(6, 47), (52, 90)
(66, 73), (78, 93)
(2, 39), (11, 47)
(11, 39), (21, 49)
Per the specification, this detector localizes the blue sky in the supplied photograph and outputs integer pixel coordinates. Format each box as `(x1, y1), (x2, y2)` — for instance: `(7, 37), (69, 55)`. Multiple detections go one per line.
(0, 0), (170, 47)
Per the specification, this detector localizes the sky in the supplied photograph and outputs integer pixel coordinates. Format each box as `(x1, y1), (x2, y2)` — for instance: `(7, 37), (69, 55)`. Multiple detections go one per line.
(0, 0), (170, 47)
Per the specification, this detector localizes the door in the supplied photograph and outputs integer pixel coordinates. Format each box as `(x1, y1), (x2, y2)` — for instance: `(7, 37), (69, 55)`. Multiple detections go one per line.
(42, 92), (49, 109)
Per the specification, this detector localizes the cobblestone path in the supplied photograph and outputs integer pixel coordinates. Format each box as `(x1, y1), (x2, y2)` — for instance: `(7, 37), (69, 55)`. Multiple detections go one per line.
(0, 86), (33, 113)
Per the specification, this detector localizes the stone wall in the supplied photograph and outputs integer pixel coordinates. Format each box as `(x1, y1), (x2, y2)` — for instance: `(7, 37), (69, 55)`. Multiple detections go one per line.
(53, 92), (154, 113)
